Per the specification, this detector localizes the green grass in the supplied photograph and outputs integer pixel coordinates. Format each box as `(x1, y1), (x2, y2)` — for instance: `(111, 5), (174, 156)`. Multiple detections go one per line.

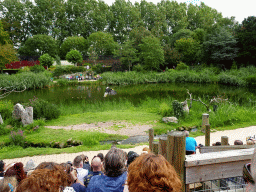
(45, 110), (161, 126)
(0, 143), (147, 159)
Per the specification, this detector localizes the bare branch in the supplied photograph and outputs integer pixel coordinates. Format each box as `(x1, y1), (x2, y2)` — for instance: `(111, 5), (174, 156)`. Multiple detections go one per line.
(0, 85), (26, 99)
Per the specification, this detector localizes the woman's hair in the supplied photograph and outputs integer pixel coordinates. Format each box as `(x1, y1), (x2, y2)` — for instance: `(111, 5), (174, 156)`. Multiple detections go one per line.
(104, 148), (127, 177)
(60, 163), (72, 174)
(0, 176), (18, 192)
(4, 162), (26, 184)
(127, 153), (182, 192)
(35, 162), (59, 170)
(16, 168), (72, 192)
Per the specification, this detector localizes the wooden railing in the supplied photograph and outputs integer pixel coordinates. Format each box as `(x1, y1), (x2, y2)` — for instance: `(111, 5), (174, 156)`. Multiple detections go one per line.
(148, 128), (255, 191)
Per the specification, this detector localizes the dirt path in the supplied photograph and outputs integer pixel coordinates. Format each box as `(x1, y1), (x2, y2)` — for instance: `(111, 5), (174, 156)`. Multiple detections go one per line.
(45, 121), (153, 136)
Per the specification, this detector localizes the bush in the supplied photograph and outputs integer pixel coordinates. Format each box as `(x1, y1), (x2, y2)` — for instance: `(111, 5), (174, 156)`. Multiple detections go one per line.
(9, 129), (26, 147)
(25, 98), (60, 120)
(0, 100), (13, 120)
(39, 54), (54, 68)
(132, 64), (144, 72)
(176, 62), (189, 70)
(30, 64), (46, 73)
(18, 66), (31, 73)
(172, 100), (184, 119)
(245, 75), (256, 87)
(52, 65), (86, 77)
(159, 102), (172, 116)
(66, 50), (83, 66)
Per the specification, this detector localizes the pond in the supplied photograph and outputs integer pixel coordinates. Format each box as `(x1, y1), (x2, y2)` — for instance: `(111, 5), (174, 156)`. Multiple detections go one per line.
(3, 82), (256, 107)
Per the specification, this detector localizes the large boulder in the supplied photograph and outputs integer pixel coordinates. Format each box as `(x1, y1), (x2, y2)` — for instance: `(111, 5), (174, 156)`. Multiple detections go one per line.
(12, 103), (33, 125)
(162, 117), (178, 123)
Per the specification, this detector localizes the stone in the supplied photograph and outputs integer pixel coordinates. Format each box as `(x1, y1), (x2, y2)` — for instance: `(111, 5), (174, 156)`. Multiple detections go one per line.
(21, 107), (33, 125)
(13, 103), (25, 120)
(162, 117), (178, 123)
(12, 104), (33, 126)
(0, 114), (3, 124)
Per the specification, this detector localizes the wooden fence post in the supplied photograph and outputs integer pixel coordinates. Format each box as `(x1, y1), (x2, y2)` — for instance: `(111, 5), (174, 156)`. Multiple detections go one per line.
(205, 124), (210, 146)
(221, 136), (229, 146)
(202, 113), (209, 133)
(149, 128), (154, 152)
(167, 131), (186, 191)
(152, 141), (159, 154)
(159, 136), (168, 159)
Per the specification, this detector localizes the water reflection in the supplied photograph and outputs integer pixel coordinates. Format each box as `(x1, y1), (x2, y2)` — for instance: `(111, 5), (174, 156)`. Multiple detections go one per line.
(3, 83), (256, 106)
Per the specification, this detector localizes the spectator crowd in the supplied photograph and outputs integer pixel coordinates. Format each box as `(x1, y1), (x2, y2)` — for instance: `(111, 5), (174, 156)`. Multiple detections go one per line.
(0, 146), (182, 192)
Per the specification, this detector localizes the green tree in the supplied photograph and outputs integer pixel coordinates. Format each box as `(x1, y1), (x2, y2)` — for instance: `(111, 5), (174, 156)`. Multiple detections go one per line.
(139, 36), (164, 70)
(88, 47), (99, 65)
(203, 27), (238, 68)
(66, 49), (83, 66)
(129, 26), (152, 52)
(0, 44), (18, 73)
(186, 2), (223, 33)
(170, 29), (193, 46)
(0, 20), (17, 72)
(163, 44), (183, 68)
(174, 37), (200, 64)
(39, 53), (54, 69)
(235, 16), (256, 66)
(0, 0), (29, 46)
(87, 31), (118, 56)
(117, 40), (139, 71)
(18, 34), (58, 57)
(60, 36), (88, 59)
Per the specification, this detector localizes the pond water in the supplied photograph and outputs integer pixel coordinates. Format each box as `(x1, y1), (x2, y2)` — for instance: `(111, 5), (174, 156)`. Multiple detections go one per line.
(3, 82), (256, 107)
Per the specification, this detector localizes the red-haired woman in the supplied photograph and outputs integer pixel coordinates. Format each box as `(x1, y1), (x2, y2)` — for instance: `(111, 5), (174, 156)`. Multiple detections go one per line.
(4, 162), (26, 184)
(126, 153), (182, 192)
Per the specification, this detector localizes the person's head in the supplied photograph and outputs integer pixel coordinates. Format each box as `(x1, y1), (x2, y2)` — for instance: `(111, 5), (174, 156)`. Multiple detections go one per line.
(234, 140), (243, 145)
(91, 157), (102, 172)
(80, 154), (88, 164)
(127, 151), (139, 166)
(0, 176), (18, 192)
(184, 130), (189, 137)
(215, 142), (221, 146)
(4, 162), (26, 184)
(247, 140), (255, 145)
(24, 159), (37, 174)
(16, 168), (72, 192)
(0, 160), (5, 172)
(35, 162), (60, 170)
(104, 148), (127, 177)
(97, 153), (104, 162)
(127, 153), (182, 192)
(73, 156), (83, 168)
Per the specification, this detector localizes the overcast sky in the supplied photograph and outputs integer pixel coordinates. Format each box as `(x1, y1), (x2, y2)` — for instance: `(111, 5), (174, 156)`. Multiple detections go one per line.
(103, 0), (256, 24)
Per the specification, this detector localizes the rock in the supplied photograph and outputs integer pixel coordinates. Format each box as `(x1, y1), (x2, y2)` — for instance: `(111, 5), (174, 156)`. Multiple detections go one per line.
(162, 117), (178, 123)
(0, 114), (3, 124)
(21, 107), (33, 125)
(12, 104), (33, 126)
(13, 103), (25, 120)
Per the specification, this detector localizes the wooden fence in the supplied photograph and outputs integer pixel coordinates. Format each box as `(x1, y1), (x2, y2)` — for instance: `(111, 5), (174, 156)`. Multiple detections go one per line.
(148, 128), (255, 191)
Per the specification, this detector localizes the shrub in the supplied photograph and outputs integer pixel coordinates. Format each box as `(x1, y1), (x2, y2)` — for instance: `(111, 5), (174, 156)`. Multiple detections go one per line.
(172, 100), (184, 119)
(66, 50), (83, 66)
(0, 100), (13, 120)
(176, 62), (189, 70)
(245, 75), (256, 87)
(30, 64), (46, 73)
(159, 102), (172, 116)
(39, 53), (54, 68)
(18, 66), (31, 73)
(132, 64), (144, 72)
(25, 98), (60, 120)
(9, 129), (26, 147)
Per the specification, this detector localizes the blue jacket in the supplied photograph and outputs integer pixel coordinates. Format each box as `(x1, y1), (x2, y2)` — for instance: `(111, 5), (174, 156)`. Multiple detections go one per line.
(86, 172), (127, 192)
